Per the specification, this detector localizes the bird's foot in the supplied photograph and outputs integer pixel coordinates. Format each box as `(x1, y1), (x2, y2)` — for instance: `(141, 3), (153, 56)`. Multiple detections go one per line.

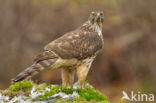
(73, 82), (85, 89)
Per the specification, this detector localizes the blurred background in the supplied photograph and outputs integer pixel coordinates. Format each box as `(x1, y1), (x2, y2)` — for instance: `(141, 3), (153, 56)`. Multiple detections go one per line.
(0, 0), (156, 102)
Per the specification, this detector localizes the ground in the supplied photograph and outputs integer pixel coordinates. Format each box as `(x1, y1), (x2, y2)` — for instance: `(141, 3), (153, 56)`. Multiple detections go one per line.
(0, 81), (110, 103)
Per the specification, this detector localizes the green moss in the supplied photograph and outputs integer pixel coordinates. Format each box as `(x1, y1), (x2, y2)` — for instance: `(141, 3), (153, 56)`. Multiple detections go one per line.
(55, 98), (110, 103)
(76, 88), (108, 101)
(9, 81), (34, 91)
(1, 81), (110, 103)
(1, 81), (35, 98)
(36, 84), (110, 102)
(35, 85), (71, 101)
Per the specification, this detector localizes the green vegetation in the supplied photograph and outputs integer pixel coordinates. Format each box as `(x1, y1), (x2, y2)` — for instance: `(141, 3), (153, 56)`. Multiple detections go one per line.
(9, 81), (34, 91)
(0, 81), (110, 103)
(55, 99), (110, 103)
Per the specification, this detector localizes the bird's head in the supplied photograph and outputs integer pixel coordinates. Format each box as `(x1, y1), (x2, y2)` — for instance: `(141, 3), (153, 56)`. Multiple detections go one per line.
(89, 11), (104, 26)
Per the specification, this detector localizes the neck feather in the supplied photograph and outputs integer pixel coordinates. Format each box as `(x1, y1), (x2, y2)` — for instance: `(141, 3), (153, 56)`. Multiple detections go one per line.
(79, 21), (102, 33)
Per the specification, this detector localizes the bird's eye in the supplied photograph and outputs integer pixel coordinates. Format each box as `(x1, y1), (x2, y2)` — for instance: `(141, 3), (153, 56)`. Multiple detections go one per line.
(100, 12), (103, 16)
(91, 12), (96, 16)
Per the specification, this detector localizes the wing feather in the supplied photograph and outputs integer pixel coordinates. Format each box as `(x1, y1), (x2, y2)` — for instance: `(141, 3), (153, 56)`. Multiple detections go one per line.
(44, 30), (103, 59)
(34, 51), (58, 63)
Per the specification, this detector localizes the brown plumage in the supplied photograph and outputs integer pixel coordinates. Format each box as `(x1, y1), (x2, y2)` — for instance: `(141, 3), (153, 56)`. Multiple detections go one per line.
(11, 11), (104, 88)
(11, 56), (58, 84)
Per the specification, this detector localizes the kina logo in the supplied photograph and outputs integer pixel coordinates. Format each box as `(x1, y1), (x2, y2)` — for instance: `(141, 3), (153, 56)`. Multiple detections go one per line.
(121, 91), (155, 102)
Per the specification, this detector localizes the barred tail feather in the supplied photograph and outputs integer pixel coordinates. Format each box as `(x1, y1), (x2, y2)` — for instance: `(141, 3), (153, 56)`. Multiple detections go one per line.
(11, 58), (57, 84)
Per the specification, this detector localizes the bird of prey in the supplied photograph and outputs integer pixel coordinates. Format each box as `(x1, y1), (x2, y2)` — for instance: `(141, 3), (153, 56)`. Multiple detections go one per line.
(11, 11), (104, 88)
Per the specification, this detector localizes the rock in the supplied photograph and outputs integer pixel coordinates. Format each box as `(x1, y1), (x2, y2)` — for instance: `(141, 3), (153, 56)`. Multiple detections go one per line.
(0, 81), (110, 103)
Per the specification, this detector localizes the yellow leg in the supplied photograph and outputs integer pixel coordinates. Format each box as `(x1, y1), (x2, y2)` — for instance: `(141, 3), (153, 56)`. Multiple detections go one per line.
(76, 65), (90, 88)
(61, 68), (75, 87)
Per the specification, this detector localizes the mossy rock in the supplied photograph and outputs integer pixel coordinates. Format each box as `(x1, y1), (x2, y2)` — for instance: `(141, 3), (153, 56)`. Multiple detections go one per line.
(0, 81), (110, 103)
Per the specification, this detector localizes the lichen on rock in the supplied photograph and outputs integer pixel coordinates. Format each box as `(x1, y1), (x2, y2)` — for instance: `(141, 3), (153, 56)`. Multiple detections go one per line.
(0, 81), (110, 103)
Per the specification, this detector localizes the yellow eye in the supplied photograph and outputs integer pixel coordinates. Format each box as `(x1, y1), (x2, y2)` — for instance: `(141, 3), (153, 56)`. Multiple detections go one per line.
(91, 12), (96, 16)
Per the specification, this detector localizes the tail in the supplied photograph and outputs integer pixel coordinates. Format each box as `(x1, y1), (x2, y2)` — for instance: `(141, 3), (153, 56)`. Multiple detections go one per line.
(11, 58), (57, 84)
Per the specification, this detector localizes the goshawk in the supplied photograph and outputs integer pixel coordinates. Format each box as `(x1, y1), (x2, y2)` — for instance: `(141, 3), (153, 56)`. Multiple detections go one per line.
(11, 11), (104, 88)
